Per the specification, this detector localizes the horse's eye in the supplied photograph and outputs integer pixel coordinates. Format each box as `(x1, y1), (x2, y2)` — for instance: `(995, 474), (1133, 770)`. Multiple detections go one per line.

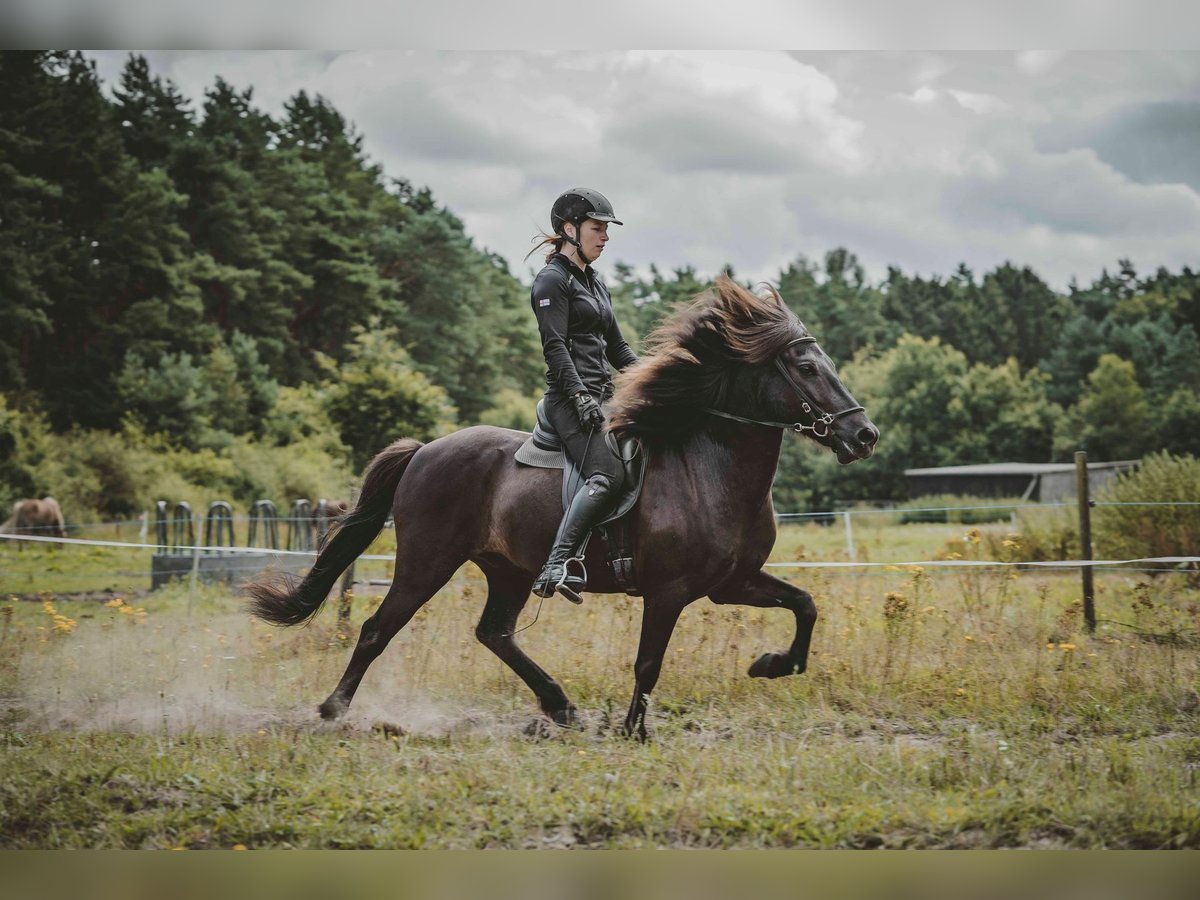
(797, 363), (818, 377)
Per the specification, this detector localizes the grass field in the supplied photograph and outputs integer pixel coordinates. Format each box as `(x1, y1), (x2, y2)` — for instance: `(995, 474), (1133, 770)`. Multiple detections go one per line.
(1, 521), (1198, 849)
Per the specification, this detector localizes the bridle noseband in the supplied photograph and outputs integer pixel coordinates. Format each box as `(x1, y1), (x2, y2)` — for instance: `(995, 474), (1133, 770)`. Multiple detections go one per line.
(702, 337), (865, 437)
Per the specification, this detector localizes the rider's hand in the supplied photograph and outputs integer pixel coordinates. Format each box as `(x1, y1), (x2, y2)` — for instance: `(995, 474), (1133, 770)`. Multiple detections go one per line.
(572, 391), (605, 432)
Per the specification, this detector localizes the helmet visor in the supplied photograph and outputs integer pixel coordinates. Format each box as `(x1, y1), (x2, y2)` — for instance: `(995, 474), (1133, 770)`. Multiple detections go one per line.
(585, 211), (623, 226)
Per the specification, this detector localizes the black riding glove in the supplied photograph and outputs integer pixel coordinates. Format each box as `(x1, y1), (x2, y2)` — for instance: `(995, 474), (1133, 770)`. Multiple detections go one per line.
(572, 391), (605, 431)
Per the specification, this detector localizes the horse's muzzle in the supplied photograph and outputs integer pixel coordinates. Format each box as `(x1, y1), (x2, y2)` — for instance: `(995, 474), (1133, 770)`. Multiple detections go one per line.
(834, 422), (879, 465)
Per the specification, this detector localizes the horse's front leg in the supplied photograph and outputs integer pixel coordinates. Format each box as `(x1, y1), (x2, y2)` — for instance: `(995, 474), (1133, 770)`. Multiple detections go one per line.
(622, 596), (689, 742)
(708, 570), (817, 679)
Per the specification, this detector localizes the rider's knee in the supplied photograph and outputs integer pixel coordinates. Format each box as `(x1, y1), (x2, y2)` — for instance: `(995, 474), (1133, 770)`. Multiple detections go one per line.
(584, 472), (619, 499)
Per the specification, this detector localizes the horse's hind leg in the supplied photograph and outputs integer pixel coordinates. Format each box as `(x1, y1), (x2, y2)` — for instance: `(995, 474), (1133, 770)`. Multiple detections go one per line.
(474, 562), (578, 728)
(318, 557), (462, 721)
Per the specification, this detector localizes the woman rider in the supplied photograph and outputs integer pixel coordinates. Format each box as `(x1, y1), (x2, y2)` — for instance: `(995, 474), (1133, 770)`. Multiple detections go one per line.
(528, 188), (639, 602)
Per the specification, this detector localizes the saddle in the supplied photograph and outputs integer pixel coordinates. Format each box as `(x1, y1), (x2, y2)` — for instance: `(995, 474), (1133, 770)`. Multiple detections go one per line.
(514, 399), (646, 591)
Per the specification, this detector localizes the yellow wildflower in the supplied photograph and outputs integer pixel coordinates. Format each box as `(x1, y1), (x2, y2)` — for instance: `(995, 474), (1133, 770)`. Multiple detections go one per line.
(883, 592), (909, 621)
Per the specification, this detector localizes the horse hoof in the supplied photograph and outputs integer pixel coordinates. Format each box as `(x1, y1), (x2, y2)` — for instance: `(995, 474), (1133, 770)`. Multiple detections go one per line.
(318, 698), (344, 720)
(748, 652), (798, 679)
(620, 720), (650, 743)
(548, 706), (582, 730)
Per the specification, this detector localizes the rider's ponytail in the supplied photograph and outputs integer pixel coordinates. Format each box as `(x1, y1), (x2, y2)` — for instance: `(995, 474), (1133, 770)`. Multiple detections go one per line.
(525, 228), (565, 264)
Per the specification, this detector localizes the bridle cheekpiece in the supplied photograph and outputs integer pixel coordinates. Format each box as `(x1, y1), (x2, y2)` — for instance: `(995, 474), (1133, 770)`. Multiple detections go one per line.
(702, 336), (864, 437)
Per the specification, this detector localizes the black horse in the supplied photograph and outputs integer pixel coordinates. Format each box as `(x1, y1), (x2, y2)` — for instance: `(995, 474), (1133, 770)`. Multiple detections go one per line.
(248, 276), (878, 739)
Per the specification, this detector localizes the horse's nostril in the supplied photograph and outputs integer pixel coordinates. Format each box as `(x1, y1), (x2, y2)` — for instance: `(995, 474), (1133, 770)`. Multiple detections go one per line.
(856, 426), (878, 446)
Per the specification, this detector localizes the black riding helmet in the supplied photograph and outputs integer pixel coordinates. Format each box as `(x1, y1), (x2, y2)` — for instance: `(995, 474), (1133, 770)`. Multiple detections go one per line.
(551, 188), (622, 262)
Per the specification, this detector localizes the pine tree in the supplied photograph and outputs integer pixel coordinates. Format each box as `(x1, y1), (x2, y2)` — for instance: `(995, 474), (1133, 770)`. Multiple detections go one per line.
(110, 53), (194, 170)
(0, 53), (62, 393)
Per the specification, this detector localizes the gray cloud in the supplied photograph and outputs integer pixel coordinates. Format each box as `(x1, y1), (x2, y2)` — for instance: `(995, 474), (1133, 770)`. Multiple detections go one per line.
(356, 80), (538, 167)
(945, 141), (1200, 237)
(83, 50), (1200, 290)
(1035, 101), (1200, 193)
(609, 110), (802, 175)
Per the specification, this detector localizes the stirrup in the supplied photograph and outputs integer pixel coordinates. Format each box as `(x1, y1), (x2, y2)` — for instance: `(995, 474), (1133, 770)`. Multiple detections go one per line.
(555, 557), (587, 605)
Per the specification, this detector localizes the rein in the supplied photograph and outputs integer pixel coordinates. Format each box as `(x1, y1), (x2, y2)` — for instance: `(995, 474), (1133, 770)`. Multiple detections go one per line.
(702, 337), (864, 437)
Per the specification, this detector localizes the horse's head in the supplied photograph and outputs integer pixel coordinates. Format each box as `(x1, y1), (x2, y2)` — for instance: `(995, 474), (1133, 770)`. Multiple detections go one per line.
(771, 334), (878, 465)
(608, 274), (880, 461)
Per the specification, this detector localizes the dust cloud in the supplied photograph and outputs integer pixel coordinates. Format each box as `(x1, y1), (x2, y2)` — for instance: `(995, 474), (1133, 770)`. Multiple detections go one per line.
(7, 607), (510, 739)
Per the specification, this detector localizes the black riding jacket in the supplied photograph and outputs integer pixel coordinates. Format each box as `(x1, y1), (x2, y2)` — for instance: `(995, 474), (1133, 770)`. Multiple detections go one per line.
(531, 253), (639, 397)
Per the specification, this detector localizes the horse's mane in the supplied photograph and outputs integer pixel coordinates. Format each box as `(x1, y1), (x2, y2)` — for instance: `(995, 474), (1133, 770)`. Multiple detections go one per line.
(608, 274), (803, 447)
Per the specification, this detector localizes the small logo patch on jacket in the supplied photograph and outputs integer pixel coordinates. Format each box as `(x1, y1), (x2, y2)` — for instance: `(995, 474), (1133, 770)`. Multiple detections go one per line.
(538, 298), (551, 307)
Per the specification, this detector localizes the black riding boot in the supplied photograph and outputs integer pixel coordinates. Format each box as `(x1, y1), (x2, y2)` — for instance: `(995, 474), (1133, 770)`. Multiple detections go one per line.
(533, 474), (617, 604)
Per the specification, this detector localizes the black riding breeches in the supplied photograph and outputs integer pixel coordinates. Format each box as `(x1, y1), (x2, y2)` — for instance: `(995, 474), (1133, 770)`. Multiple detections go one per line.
(542, 391), (626, 490)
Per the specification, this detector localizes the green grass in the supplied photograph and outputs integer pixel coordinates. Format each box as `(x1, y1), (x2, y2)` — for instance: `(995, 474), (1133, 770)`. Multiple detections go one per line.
(1, 526), (1198, 848)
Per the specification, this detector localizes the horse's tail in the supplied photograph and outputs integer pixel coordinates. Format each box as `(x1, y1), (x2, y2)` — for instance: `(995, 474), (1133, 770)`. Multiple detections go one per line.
(0, 500), (21, 534)
(246, 439), (424, 627)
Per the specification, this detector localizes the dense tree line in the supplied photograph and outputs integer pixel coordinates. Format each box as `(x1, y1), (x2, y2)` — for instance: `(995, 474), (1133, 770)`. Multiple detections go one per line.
(2, 52), (1197, 518)
(0, 52), (540, 452)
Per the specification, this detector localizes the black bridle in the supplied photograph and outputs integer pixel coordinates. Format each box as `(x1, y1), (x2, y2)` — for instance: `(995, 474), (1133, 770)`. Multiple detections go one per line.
(703, 337), (865, 437)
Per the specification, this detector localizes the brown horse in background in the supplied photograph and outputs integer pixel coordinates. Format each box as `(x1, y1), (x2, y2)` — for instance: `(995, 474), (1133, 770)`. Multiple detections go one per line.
(248, 276), (878, 739)
(0, 497), (66, 536)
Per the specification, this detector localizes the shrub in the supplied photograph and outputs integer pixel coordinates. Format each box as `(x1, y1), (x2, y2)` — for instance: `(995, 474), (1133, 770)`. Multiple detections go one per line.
(0, 396), (41, 506)
(225, 437), (357, 508)
(25, 426), (158, 522)
(116, 334), (281, 450)
(318, 323), (458, 470)
(1094, 452), (1200, 560)
(5, 414), (357, 528)
(478, 387), (542, 432)
(896, 494), (1029, 525)
(1006, 505), (1079, 562)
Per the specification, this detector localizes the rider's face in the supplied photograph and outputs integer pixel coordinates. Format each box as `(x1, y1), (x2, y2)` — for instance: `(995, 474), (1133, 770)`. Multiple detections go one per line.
(571, 219), (609, 261)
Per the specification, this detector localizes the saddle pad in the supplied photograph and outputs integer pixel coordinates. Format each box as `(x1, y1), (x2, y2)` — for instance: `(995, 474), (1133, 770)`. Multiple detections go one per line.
(514, 439), (564, 469)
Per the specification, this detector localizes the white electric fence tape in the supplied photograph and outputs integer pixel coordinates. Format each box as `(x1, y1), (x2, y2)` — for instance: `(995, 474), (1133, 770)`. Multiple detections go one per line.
(2, 532), (1196, 570)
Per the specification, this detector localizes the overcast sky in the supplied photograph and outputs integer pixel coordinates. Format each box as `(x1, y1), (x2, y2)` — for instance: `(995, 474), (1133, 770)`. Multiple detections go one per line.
(86, 50), (1200, 291)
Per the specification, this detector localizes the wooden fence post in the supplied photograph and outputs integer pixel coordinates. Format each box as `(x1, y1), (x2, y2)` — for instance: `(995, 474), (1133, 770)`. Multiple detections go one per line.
(1075, 451), (1096, 634)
